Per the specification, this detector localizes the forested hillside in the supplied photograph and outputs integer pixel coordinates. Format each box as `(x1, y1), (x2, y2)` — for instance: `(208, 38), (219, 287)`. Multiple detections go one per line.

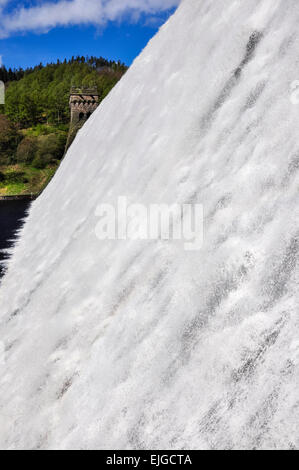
(0, 56), (127, 195)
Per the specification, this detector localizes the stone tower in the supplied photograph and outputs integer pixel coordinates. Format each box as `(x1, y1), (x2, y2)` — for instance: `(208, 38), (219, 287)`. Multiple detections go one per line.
(69, 86), (99, 124)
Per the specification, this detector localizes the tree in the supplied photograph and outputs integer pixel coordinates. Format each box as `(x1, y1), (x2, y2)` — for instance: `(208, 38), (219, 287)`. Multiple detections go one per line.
(32, 133), (66, 168)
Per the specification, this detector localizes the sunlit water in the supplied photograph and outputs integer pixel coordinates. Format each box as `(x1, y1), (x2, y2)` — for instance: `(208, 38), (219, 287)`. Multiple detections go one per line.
(0, 0), (298, 450)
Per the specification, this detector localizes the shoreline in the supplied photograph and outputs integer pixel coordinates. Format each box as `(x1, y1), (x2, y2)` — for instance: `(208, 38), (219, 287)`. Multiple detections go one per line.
(0, 194), (37, 201)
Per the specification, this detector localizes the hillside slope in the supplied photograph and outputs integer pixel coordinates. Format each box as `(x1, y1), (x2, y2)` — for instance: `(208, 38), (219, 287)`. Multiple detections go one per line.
(0, 0), (298, 450)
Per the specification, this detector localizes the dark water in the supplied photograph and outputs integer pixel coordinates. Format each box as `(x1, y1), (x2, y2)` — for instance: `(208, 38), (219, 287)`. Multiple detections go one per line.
(0, 200), (31, 279)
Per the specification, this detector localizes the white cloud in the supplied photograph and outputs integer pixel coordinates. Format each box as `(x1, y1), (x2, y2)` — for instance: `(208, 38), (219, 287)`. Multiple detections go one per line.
(0, 0), (180, 38)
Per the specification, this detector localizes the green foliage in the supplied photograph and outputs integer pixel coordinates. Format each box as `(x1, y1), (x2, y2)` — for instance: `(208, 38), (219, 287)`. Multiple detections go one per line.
(32, 133), (66, 168)
(25, 124), (57, 137)
(31, 156), (47, 169)
(3, 169), (28, 184)
(0, 65), (28, 83)
(16, 136), (37, 164)
(0, 163), (59, 196)
(0, 56), (126, 194)
(16, 128), (67, 167)
(0, 114), (21, 164)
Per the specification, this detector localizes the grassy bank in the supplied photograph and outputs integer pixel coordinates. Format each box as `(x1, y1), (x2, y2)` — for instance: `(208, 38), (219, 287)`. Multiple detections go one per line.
(0, 163), (59, 196)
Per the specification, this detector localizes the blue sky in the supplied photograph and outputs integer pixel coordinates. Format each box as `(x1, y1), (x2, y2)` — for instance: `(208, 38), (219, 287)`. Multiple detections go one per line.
(0, 0), (179, 69)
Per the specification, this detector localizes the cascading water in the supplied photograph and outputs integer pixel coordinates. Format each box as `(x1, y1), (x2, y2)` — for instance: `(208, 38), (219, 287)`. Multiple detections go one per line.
(0, 0), (298, 450)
